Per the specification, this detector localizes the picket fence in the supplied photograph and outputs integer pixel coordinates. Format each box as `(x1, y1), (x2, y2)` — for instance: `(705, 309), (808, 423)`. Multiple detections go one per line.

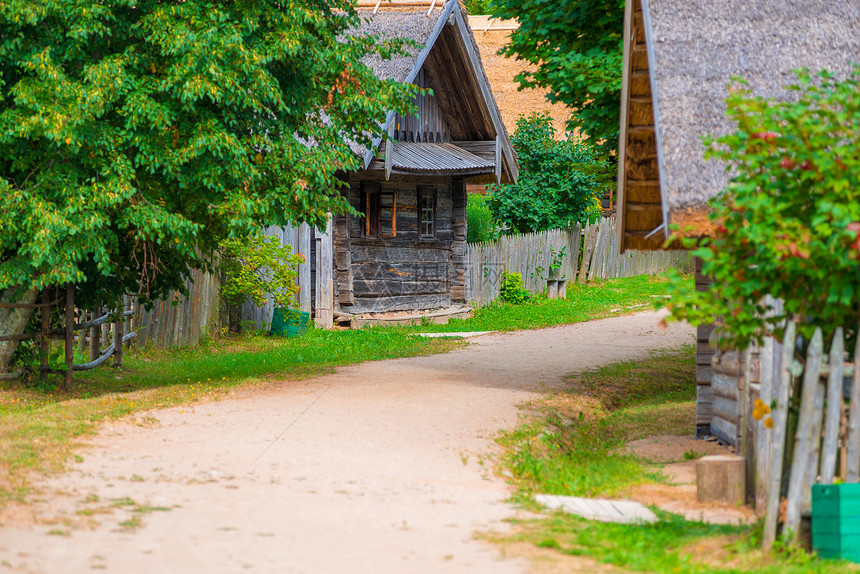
(132, 224), (319, 348)
(727, 320), (860, 550)
(465, 216), (692, 307)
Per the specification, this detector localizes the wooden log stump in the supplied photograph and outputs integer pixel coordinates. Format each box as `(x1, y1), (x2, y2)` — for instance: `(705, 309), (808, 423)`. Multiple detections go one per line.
(697, 454), (747, 505)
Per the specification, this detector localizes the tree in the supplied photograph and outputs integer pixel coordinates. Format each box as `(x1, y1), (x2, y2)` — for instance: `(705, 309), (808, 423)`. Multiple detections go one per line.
(0, 0), (416, 362)
(485, 113), (603, 234)
(488, 0), (624, 157)
(663, 69), (860, 350)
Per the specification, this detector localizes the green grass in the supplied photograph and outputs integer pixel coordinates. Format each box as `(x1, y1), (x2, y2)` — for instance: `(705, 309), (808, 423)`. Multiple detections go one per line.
(498, 346), (696, 499)
(493, 345), (860, 573)
(499, 511), (857, 574)
(392, 274), (674, 333)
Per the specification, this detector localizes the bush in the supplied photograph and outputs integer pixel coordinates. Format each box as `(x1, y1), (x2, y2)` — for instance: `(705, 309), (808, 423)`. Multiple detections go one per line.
(467, 194), (499, 243)
(499, 272), (531, 304)
(220, 235), (305, 310)
(486, 112), (605, 234)
(664, 69), (860, 349)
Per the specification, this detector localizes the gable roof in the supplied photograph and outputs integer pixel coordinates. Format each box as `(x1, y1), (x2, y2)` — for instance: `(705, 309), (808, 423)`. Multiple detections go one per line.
(353, 3), (518, 183)
(616, 0), (860, 250)
(467, 15), (573, 141)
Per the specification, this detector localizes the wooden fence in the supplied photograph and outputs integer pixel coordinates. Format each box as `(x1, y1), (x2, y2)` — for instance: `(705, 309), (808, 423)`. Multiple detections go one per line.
(465, 216), (692, 307)
(131, 224), (322, 348)
(726, 322), (860, 549)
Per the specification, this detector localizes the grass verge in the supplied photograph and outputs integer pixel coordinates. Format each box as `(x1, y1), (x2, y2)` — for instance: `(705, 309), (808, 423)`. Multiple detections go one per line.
(494, 345), (860, 573)
(394, 274), (675, 333)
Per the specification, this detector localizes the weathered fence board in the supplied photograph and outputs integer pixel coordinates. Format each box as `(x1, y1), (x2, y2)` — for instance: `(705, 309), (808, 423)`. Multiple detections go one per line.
(465, 216), (692, 307)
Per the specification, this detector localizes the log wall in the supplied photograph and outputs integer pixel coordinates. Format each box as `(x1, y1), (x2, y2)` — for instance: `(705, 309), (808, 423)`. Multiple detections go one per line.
(339, 173), (457, 314)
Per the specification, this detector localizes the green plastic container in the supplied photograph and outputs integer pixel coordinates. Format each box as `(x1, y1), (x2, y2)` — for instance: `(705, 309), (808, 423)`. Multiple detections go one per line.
(270, 309), (309, 338)
(812, 483), (860, 562)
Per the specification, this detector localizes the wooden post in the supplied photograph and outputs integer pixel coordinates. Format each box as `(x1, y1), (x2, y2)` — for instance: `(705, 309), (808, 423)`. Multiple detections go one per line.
(40, 288), (50, 383)
(89, 308), (100, 362)
(63, 284), (74, 390)
(763, 318), (796, 551)
(113, 308), (123, 368)
(847, 323), (860, 483)
(785, 327), (823, 545)
(697, 454), (746, 505)
(821, 327), (844, 485)
(315, 216), (334, 329)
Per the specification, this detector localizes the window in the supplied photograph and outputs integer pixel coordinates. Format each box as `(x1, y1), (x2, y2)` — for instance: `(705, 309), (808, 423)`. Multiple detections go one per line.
(363, 182), (396, 237)
(418, 187), (436, 239)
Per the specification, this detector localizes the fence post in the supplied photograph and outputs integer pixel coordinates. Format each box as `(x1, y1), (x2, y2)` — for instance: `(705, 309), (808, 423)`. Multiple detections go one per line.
(763, 318), (796, 550)
(821, 328), (844, 484)
(113, 308), (123, 368)
(63, 284), (74, 390)
(40, 288), (50, 383)
(847, 323), (860, 483)
(785, 327), (823, 545)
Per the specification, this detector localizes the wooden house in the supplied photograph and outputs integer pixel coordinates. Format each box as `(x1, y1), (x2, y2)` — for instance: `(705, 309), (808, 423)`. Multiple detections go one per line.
(615, 0), (860, 439)
(329, 1), (518, 321)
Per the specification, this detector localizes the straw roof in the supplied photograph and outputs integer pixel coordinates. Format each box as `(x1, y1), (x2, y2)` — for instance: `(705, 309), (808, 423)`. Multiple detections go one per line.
(617, 0), (860, 250)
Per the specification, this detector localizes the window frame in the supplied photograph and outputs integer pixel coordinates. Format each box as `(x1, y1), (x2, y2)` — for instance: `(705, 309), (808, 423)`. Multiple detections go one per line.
(362, 182), (397, 238)
(418, 186), (436, 240)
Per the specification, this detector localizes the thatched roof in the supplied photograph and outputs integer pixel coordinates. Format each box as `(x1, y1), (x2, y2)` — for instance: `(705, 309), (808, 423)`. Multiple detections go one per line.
(357, 10), (443, 83)
(351, 3), (518, 182)
(617, 0), (860, 250)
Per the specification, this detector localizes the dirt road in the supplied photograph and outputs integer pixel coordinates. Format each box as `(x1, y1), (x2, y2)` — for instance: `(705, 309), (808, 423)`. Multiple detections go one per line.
(0, 311), (693, 574)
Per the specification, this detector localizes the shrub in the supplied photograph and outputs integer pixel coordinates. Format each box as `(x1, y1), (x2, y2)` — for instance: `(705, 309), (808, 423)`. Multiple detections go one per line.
(664, 69), (860, 349)
(467, 194), (499, 243)
(486, 112), (605, 234)
(219, 235), (304, 310)
(499, 272), (531, 304)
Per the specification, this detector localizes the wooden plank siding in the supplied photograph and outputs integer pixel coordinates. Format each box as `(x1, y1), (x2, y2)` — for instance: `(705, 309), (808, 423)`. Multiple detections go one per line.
(465, 216), (693, 308)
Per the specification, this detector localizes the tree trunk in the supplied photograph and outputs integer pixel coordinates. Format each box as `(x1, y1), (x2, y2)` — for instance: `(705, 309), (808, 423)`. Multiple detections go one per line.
(0, 288), (38, 372)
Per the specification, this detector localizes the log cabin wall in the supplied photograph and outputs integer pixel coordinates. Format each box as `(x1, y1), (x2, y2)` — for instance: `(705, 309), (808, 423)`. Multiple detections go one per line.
(338, 172), (456, 314)
(696, 257), (717, 435)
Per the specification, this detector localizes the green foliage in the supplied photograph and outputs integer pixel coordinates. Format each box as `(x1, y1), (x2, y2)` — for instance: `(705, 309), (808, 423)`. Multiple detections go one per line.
(488, 0), (624, 156)
(499, 272), (530, 304)
(219, 235), (304, 310)
(463, 0), (492, 14)
(663, 69), (860, 350)
(466, 194), (499, 243)
(0, 0), (416, 308)
(486, 113), (604, 234)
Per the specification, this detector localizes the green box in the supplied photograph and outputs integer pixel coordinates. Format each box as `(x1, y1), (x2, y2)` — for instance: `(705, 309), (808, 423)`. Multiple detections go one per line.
(270, 309), (309, 338)
(812, 483), (860, 562)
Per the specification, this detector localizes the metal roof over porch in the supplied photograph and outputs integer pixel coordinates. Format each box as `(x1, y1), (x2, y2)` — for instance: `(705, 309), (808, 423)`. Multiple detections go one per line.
(389, 142), (494, 175)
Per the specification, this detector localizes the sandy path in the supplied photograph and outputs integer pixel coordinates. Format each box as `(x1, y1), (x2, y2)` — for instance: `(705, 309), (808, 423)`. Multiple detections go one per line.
(0, 311), (692, 574)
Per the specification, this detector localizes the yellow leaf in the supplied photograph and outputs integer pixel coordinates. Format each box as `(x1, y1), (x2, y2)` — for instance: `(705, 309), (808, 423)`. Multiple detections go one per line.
(65, 137), (72, 145)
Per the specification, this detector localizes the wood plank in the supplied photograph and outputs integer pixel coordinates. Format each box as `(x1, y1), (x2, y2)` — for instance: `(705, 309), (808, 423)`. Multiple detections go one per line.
(785, 327), (822, 545)
(821, 328), (844, 485)
(847, 322), (860, 483)
(763, 319), (796, 550)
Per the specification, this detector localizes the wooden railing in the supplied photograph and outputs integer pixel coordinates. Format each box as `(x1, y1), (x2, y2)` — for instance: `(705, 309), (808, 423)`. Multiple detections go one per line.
(0, 286), (135, 388)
